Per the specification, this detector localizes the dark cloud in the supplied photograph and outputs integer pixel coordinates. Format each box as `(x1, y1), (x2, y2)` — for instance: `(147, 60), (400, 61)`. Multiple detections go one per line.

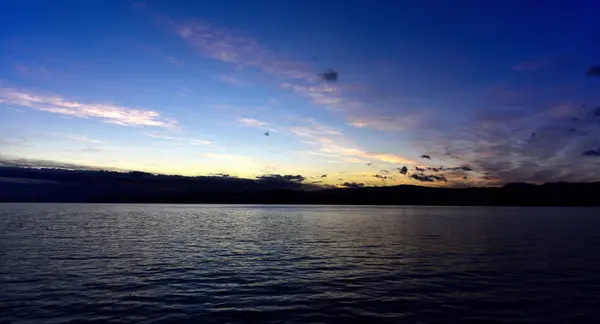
(413, 102), (600, 184)
(397, 166), (408, 175)
(449, 165), (473, 172)
(586, 66), (600, 77)
(582, 148), (600, 157)
(318, 69), (338, 82)
(481, 174), (501, 180)
(415, 166), (426, 172)
(321, 174), (327, 178)
(342, 182), (365, 188)
(366, 162), (372, 166)
(594, 107), (600, 116)
(410, 173), (447, 182)
(380, 169), (390, 174)
(463, 176), (468, 180)
(426, 165), (472, 172)
(420, 154), (431, 159)
(0, 155), (122, 171)
(431, 174), (447, 182)
(257, 174), (305, 183)
(373, 174), (389, 180)
(264, 131), (270, 136)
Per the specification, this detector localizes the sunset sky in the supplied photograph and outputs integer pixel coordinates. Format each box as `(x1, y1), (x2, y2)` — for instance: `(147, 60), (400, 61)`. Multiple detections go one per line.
(1, 0), (600, 187)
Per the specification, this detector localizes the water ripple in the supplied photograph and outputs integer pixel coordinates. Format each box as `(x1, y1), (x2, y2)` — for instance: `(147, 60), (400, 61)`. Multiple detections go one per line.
(1, 204), (600, 323)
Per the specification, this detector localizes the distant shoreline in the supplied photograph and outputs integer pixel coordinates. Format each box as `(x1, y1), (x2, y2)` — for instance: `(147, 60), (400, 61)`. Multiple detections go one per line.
(2, 166), (599, 206)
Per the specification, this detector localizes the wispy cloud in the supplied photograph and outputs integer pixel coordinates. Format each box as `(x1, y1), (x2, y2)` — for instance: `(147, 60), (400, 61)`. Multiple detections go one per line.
(511, 60), (547, 71)
(12, 63), (52, 80)
(198, 153), (253, 161)
(238, 117), (269, 128)
(166, 56), (183, 66)
(287, 123), (343, 138)
(243, 116), (414, 165)
(5, 107), (25, 113)
(0, 155), (123, 171)
(174, 20), (312, 80)
(0, 88), (177, 127)
(132, 1), (147, 8)
(49, 133), (103, 144)
(280, 82), (428, 132)
(413, 101), (600, 184)
(216, 74), (244, 85)
(143, 131), (211, 145)
(158, 12), (428, 133)
(292, 126), (414, 165)
(582, 148), (600, 157)
(280, 83), (343, 109)
(348, 111), (427, 131)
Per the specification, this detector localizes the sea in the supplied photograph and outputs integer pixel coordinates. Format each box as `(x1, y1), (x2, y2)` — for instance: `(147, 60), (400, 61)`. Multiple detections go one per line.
(1, 204), (599, 323)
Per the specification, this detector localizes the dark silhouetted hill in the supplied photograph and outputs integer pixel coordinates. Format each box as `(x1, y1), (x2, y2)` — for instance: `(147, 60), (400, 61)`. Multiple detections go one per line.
(1, 166), (599, 206)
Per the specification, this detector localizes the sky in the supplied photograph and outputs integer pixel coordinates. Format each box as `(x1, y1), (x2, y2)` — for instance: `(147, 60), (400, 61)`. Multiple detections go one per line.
(1, 0), (600, 187)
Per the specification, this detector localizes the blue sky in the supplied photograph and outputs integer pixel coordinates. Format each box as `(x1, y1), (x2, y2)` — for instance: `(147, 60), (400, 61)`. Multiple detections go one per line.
(1, 0), (600, 187)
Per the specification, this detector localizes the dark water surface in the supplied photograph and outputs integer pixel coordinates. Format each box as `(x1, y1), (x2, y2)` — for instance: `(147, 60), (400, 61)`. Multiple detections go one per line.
(1, 204), (599, 323)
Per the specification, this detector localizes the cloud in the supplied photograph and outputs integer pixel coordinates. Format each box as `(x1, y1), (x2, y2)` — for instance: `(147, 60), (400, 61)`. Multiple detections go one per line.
(347, 110), (429, 132)
(174, 20), (311, 80)
(342, 181), (365, 188)
(281, 82), (430, 132)
(420, 154), (431, 159)
(238, 117), (269, 128)
(410, 173), (447, 182)
(132, 1), (147, 8)
(12, 63), (52, 80)
(548, 102), (583, 119)
(481, 174), (501, 181)
(343, 157), (370, 164)
(304, 137), (414, 165)
(162, 13), (429, 133)
(49, 133), (103, 144)
(398, 166), (408, 175)
(318, 69), (338, 82)
(284, 120), (414, 165)
(0, 155), (122, 171)
(144, 132), (211, 145)
(586, 66), (600, 77)
(166, 56), (182, 66)
(5, 107), (25, 113)
(0, 88), (176, 127)
(280, 83), (343, 109)
(256, 174), (306, 188)
(448, 165), (473, 172)
(216, 74), (244, 85)
(413, 100), (600, 184)
(287, 124), (342, 138)
(582, 148), (600, 157)
(198, 153), (252, 161)
(511, 60), (547, 71)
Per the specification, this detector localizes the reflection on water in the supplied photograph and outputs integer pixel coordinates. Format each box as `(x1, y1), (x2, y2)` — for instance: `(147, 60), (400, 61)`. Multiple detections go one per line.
(1, 204), (600, 323)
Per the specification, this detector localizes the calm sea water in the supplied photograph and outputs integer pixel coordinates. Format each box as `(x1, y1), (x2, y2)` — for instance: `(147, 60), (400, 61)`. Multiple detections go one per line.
(1, 204), (599, 323)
